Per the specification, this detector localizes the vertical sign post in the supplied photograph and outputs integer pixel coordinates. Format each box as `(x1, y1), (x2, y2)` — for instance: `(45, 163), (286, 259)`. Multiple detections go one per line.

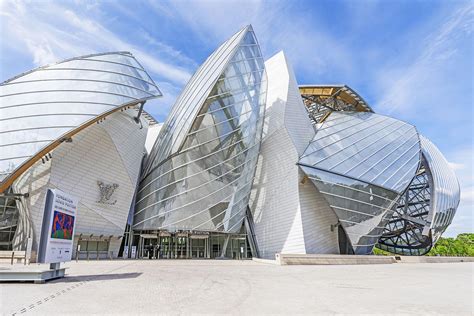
(37, 189), (78, 267)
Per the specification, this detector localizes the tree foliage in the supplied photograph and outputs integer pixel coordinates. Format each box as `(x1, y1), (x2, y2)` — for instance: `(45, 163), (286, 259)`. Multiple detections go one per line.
(373, 234), (474, 256)
(427, 233), (474, 257)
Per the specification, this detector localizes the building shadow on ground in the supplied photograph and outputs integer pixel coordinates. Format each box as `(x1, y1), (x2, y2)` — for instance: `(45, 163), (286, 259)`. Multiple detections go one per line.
(51, 272), (142, 283)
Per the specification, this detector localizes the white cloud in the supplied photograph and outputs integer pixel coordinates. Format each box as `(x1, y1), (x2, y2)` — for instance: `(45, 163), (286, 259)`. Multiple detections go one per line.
(147, 0), (355, 81)
(375, 3), (474, 116)
(147, 0), (264, 43)
(0, 1), (192, 84)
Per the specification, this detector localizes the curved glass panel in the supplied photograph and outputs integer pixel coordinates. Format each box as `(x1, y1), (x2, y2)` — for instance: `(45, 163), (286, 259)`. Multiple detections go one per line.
(377, 135), (460, 255)
(420, 135), (460, 240)
(0, 52), (161, 183)
(142, 26), (251, 176)
(300, 165), (399, 254)
(134, 26), (267, 233)
(299, 111), (421, 193)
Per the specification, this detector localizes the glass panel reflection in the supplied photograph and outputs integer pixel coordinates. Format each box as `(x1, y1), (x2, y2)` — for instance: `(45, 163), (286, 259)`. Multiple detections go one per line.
(134, 26), (266, 234)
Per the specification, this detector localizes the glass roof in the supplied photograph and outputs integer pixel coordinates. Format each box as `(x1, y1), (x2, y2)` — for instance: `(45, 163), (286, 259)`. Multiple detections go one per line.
(299, 111), (421, 193)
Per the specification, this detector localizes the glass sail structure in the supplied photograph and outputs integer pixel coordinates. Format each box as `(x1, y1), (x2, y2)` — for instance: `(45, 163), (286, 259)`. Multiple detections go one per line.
(0, 52), (161, 188)
(0, 52), (161, 251)
(298, 111), (421, 254)
(134, 25), (267, 233)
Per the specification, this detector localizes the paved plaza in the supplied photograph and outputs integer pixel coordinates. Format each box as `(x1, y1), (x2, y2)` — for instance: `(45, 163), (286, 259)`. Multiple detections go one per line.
(1, 260), (472, 315)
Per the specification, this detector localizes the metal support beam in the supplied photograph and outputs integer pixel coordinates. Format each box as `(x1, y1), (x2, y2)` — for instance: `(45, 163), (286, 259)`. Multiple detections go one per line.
(134, 101), (146, 123)
(220, 235), (230, 258)
(400, 214), (430, 226)
(244, 207), (260, 258)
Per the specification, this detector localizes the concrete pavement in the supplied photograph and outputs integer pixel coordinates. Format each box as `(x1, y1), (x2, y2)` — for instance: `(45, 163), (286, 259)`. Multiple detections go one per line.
(1, 260), (472, 315)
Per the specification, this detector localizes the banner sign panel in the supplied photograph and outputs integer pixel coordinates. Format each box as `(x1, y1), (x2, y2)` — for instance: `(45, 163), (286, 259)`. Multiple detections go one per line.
(37, 189), (78, 263)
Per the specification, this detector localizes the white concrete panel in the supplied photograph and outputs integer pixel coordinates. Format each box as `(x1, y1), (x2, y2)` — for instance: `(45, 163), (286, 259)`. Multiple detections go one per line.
(103, 109), (149, 186)
(299, 172), (339, 254)
(145, 124), (163, 154)
(249, 51), (338, 259)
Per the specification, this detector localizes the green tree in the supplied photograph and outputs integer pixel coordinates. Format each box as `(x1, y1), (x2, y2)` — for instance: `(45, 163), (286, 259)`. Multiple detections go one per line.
(374, 233), (474, 256)
(427, 234), (474, 257)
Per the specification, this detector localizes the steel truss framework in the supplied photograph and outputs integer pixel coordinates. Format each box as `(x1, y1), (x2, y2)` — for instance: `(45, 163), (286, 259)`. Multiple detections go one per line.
(0, 190), (19, 250)
(300, 85), (372, 124)
(377, 157), (433, 255)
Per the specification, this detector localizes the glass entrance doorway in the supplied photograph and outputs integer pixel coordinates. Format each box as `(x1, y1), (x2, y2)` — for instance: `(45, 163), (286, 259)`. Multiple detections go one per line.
(158, 235), (189, 259)
(139, 234), (159, 259)
(190, 237), (208, 258)
(132, 231), (253, 259)
(231, 237), (247, 260)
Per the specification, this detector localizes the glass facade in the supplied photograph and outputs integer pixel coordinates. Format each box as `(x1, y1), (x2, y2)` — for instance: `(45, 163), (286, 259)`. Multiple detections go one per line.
(0, 52), (161, 184)
(420, 135), (460, 240)
(298, 111), (424, 254)
(299, 112), (421, 194)
(131, 231), (251, 260)
(300, 165), (399, 254)
(134, 26), (267, 234)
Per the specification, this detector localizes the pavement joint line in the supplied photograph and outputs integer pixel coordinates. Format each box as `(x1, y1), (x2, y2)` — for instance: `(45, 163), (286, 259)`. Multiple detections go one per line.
(9, 261), (138, 316)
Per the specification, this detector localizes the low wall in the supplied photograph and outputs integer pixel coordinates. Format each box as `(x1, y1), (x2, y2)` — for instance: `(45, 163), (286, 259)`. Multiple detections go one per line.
(275, 254), (397, 265)
(270, 254), (474, 265)
(252, 257), (280, 265)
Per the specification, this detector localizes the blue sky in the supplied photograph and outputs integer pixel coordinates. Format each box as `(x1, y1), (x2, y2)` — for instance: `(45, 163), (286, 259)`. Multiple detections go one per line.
(1, 0), (472, 236)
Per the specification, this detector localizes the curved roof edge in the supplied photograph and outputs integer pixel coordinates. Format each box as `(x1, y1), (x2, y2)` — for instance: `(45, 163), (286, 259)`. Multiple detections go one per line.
(0, 51), (162, 193)
(0, 97), (156, 194)
(141, 25), (253, 177)
(1, 51), (155, 86)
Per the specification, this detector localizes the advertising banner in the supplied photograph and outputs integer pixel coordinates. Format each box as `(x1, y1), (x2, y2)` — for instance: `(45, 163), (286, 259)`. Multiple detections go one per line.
(37, 189), (78, 263)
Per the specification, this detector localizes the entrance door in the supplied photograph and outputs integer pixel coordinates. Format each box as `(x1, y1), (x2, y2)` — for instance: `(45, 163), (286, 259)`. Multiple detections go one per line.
(159, 236), (172, 258)
(338, 226), (354, 255)
(191, 238), (206, 258)
(141, 237), (159, 259)
(175, 236), (188, 259)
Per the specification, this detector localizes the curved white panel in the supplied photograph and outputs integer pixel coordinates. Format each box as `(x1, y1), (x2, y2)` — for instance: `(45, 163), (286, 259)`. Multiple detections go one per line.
(0, 52), (161, 183)
(249, 51), (338, 259)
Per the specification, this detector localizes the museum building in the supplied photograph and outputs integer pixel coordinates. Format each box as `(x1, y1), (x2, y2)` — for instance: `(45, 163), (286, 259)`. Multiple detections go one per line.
(0, 25), (460, 261)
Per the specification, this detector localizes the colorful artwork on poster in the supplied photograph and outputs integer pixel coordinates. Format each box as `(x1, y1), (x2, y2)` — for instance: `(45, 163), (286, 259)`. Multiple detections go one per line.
(51, 211), (75, 240)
